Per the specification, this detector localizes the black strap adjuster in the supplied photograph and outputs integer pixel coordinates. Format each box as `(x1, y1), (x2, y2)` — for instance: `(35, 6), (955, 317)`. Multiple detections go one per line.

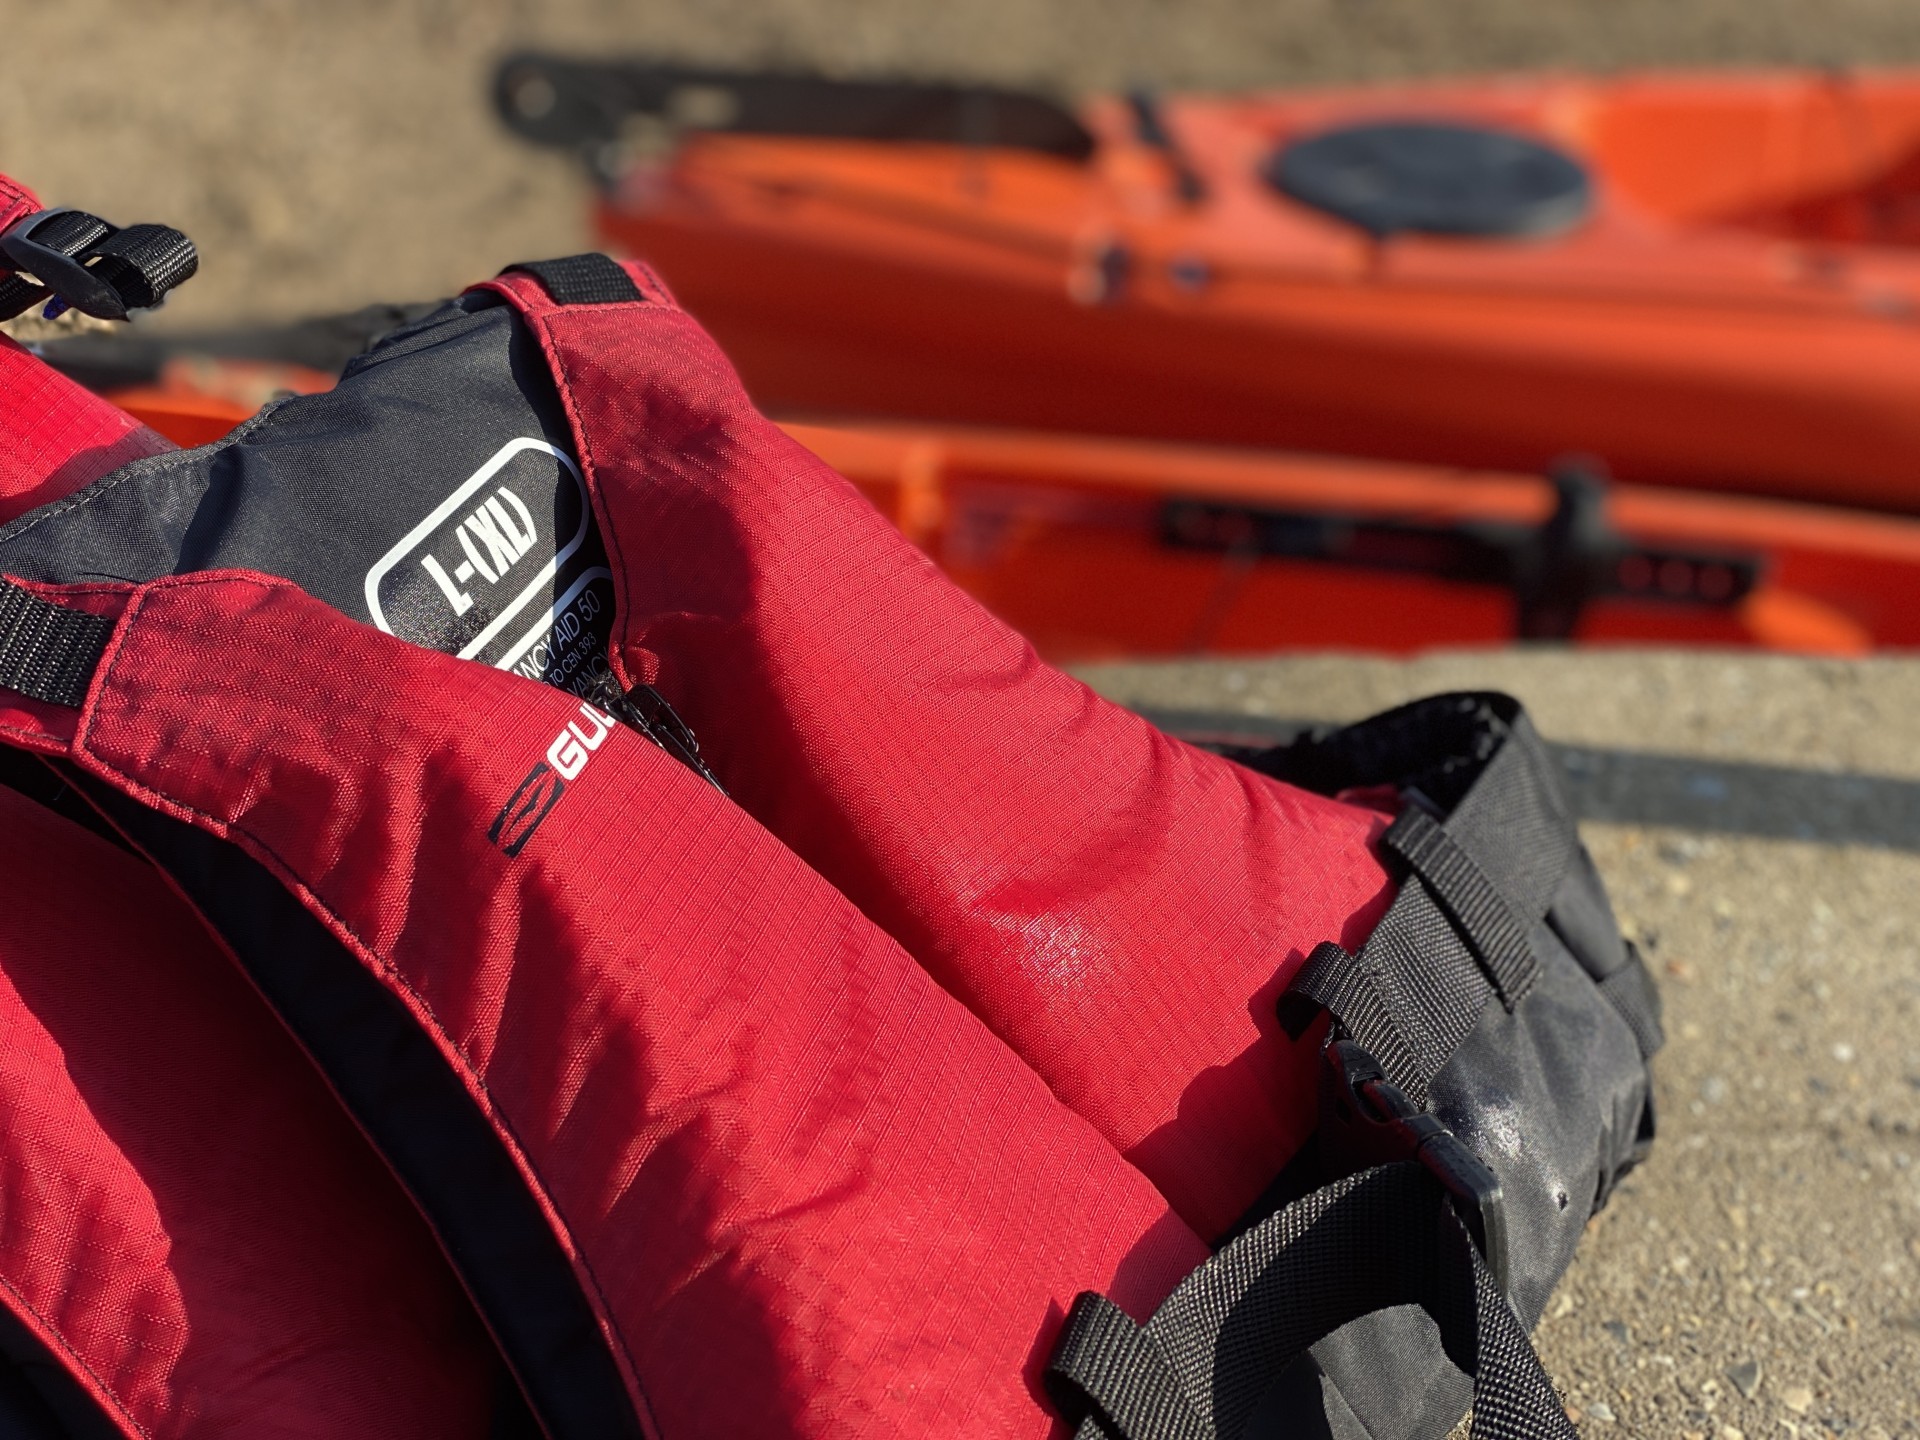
(1319, 1038), (1512, 1295)
(0, 207), (198, 323)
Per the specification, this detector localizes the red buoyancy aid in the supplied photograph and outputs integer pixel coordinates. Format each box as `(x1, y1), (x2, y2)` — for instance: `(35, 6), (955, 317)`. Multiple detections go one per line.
(0, 221), (1650, 1435)
(0, 572), (1207, 1439)
(0, 768), (510, 1437)
(474, 264), (1398, 1239)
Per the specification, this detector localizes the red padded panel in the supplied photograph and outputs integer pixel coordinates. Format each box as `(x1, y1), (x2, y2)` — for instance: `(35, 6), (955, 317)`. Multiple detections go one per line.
(0, 781), (502, 1437)
(57, 571), (1206, 1439)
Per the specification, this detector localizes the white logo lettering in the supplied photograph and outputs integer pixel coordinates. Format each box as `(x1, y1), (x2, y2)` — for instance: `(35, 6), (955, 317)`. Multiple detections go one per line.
(418, 484), (543, 611)
(545, 702), (616, 780)
(419, 553), (474, 616)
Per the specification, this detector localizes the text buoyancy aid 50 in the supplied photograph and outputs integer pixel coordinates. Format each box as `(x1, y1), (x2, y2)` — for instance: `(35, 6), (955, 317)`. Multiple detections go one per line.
(0, 570), (1208, 1439)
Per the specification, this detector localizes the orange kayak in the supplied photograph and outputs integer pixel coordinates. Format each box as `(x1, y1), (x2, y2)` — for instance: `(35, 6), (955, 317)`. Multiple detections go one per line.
(499, 58), (1920, 513)
(106, 372), (1920, 661)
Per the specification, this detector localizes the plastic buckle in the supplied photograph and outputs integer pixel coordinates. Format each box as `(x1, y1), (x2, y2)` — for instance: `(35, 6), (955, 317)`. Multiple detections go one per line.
(1319, 1038), (1512, 1295)
(0, 208), (127, 321)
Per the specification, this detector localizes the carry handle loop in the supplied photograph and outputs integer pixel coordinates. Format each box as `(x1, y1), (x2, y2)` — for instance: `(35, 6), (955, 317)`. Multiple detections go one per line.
(1044, 1162), (1572, 1440)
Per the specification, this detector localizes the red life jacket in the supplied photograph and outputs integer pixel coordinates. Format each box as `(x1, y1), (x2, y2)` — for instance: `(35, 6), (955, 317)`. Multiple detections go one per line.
(0, 219), (1654, 1437)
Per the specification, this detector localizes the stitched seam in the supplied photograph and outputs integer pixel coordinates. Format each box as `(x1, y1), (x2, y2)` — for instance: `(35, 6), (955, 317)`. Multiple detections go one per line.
(0, 403), (290, 548)
(0, 1274), (151, 1440)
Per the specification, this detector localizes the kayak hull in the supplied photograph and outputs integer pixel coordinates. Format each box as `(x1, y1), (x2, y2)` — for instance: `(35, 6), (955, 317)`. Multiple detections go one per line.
(590, 69), (1920, 512)
(785, 421), (1916, 660)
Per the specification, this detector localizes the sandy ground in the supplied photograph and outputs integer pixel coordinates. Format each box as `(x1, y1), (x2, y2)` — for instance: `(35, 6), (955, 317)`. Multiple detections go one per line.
(1085, 652), (1920, 1438)
(10, 3), (1920, 1434)
(15, 1), (1920, 322)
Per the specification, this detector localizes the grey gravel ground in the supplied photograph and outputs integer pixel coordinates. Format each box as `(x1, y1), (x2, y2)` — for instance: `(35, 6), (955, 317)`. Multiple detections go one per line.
(1082, 651), (1920, 1438)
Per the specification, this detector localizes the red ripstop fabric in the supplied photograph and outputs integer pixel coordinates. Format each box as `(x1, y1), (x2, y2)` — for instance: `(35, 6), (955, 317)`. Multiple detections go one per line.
(0, 571), (1208, 1439)
(0, 172), (36, 232)
(0, 337), (175, 525)
(481, 264), (1400, 1240)
(0, 776), (504, 1438)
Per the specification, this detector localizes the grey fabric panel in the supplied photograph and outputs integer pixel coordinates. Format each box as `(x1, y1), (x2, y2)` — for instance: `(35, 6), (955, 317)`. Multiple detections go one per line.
(0, 296), (618, 698)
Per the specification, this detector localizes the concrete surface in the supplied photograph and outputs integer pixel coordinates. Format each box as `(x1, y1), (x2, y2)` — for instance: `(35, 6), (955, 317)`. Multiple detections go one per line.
(1082, 650), (1920, 1438)
(15, 1), (1920, 324)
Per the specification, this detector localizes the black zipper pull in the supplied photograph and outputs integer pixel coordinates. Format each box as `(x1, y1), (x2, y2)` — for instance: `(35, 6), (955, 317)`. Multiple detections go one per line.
(588, 674), (726, 795)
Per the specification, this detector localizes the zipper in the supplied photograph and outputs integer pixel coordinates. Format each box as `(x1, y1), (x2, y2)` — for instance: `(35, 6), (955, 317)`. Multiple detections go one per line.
(588, 674), (726, 795)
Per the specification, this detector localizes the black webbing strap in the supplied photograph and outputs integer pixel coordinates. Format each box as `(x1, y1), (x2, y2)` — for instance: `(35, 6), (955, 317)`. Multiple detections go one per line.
(1045, 1163), (1574, 1440)
(83, 224), (201, 311)
(1275, 696), (1581, 1103)
(505, 254), (643, 306)
(1284, 875), (1494, 1108)
(1384, 806), (1539, 1010)
(0, 207), (198, 322)
(1282, 940), (1423, 1088)
(0, 581), (111, 708)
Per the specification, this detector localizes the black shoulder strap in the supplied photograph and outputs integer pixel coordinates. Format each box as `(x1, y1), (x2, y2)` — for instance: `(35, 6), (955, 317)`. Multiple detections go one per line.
(1046, 1163), (1575, 1440)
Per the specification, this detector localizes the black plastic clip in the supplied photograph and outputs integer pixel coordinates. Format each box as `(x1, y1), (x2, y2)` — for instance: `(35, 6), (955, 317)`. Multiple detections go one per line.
(1319, 1038), (1511, 1295)
(0, 209), (127, 320)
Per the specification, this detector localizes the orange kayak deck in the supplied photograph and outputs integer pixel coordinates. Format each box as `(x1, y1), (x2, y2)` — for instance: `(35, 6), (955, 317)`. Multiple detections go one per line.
(579, 67), (1920, 513)
(109, 382), (1920, 661)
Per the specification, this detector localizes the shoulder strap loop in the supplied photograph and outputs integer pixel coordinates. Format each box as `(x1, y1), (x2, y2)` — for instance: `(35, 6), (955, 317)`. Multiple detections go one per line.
(503, 253), (644, 306)
(0, 580), (110, 708)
